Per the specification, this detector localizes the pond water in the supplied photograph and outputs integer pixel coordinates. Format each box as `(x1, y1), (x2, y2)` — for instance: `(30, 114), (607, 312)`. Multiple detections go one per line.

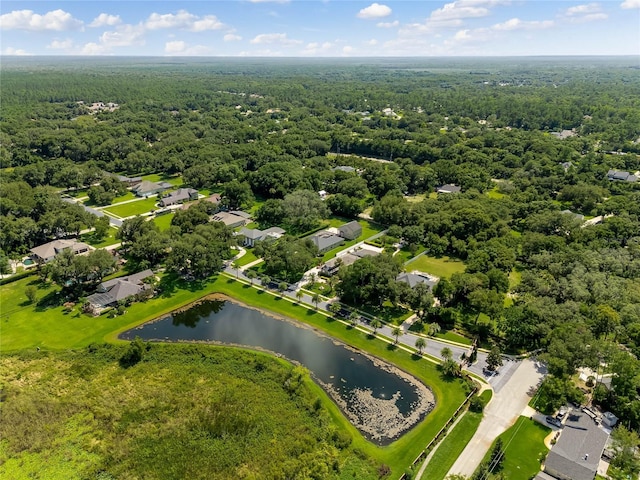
(120, 297), (435, 444)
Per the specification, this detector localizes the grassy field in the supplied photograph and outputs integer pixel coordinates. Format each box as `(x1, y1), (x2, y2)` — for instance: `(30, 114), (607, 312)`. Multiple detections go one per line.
(233, 248), (260, 267)
(152, 212), (175, 231)
(141, 173), (183, 186)
(486, 187), (506, 199)
(1, 273), (471, 478)
(0, 345), (380, 480)
(321, 218), (385, 262)
(103, 197), (158, 218)
(478, 416), (550, 479)
(80, 227), (120, 248)
(434, 330), (473, 346)
(423, 390), (493, 480)
(108, 191), (136, 204)
(405, 255), (466, 279)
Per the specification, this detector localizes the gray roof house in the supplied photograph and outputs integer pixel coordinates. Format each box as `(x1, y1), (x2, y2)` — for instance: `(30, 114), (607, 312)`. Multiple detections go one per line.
(238, 226), (285, 247)
(87, 269), (154, 310)
(561, 210), (585, 222)
(212, 211), (250, 229)
(543, 410), (609, 480)
(437, 184), (462, 194)
(309, 230), (345, 254)
(321, 246), (380, 276)
(332, 166), (356, 173)
(607, 169), (639, 182)
(159, 188), (199, 207)
(338, 221), (362, 240)
(30, 239), (92, 264)
(396, 271), (439, 291)
(131, 180), (173, 197)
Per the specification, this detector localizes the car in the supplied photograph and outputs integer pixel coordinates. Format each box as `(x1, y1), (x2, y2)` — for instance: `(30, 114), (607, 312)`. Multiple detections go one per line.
(546, 416), (562, 427)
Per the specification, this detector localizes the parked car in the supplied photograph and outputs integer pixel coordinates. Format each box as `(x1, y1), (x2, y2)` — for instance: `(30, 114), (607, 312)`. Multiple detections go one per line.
(546, 416), (562, 427)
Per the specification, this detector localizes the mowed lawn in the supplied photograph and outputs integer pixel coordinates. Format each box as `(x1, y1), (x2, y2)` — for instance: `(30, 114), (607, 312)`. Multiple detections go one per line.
(406, 255), (466, 279)
(103, 197), (158, 218)
(141, 173), (183, 186)
(152, 212), (175, 231)
(479, 416), (550, 479)
(80, 227), (120, 248)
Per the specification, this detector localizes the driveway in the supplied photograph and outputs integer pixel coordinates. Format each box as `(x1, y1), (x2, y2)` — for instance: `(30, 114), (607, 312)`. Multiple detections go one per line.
(446, 358), (547, 478)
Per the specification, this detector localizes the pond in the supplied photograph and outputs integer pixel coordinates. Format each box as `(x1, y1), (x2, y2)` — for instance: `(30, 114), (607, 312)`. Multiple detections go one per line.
(121, 297), (435, 445)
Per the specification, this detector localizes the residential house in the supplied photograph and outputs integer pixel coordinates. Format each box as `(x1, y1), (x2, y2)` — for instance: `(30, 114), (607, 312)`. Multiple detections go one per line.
(436, 184), (462, 194)
(542, 409), (609, 480)
(338, 221), (362, 240)
(158, 188), (199, 207)
(321, 246), (380, 276)
(396, 271), (439, 291)
(238, 226), (285, 247)
(559, 162), (574, 171)
(131, 180), (173, 197)
(30, 239), (92, 264)
(332, 166), (356, 173)
(561, 210), (585, 222)
(212, 211), (251, 229)
(180, 193), (221, 211)
(309, 230), (345, 254)
(607, 169), (639, 182)
(86, 269), (154, 311)
(551, 130), (576, 140)
(103, 171), (142, 185)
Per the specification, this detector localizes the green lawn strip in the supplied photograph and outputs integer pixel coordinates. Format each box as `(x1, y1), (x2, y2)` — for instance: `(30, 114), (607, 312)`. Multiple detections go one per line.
(109, 191), (136, 204)
(477, 416), (550, 480)
(423, 390), (492, 480)
(434, 330), (473, 346)
(80, 227), (120, 248)
(103, 197), (158, 218)
(233, 248), (260, 267)
(151, 212), (175, 231)
(405, 255), (466, 279)
(486, 187), (506, 199)
(304, 281), (335, 297)
(509, 267), (523, 290)
(395, 246), (427, 264)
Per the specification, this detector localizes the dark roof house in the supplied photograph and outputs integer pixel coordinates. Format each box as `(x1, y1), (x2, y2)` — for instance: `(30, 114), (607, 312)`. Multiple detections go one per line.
(212, 211), (250, 228)
(159, 188), (198, 207)
(338, 221), (362, 240)
(607, 169), (639, 182)
(30, 239), (92, 264)
(86, 269), (154, 310)
(437, 184), (462, 194)
(543, 410), (609, 480)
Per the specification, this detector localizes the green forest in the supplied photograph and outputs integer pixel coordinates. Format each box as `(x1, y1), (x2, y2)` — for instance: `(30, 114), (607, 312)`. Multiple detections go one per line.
(1, 57), (640, 478)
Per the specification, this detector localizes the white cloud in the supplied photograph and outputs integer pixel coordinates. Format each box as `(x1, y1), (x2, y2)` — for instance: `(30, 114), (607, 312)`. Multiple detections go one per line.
(621, 0), (640, 8)
(377, 20), (399, 28)
(224, 33), (242, 42)
(2, 47), (32, 55)
(0, 9), (83, 31)
(89, 13), (122, 27)
(342, 45), (354, 55)
(357, 3), (392, 19)
(145, 10), (224, 31)
(365, 39), (378, 45)
(81, 42), (111, 55)
(100, 24), (145, 47)
(250, 33), (301, 45)
(561, 3), (608, 22)
(165, 40), (212, 55)
(302, 41), (336, 55)
(47, 39), (74, 50)
(491, 18), (554, 31)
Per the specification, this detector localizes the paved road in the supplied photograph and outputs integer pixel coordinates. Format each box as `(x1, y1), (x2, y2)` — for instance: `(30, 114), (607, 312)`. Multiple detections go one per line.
(446, 358), (547, 478)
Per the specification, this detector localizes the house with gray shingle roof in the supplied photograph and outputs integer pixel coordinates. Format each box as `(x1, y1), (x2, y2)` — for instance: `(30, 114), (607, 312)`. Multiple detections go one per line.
(396, 271), (439, 291)
(132, 180), (173, 197)
(543, 409), (609, 480)
(159, 188), (199, 207)
(309, 230), (345, 254)
(607, 169), (639, 182)
(437, 184), (462, 194)
(238, 226), (285, 247)
(212, 211), (250, 229)
(338, 221), (362, 240)
(321, 246), (381, 276)
(30, 238), (92, 264)
(86, 269), (154, 311)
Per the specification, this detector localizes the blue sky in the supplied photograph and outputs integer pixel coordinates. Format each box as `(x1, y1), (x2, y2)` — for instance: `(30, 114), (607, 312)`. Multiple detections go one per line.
(1, 1), (638, 56)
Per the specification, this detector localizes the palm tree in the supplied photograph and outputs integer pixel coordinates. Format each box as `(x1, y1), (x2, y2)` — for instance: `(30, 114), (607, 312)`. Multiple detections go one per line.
(415, 337), (426, 355)
(441, 347), (452, 360)
(328, 302), (341, 316)
(370, 319), (382, 335)
(295, 289), (303, 304)
(232, 261), (240, 279)
(392, 326), (403, 344)
(261, 275), (271, 289)
(312, 293), (321, 310)
(278, 282), (287, 296)
(428, 322), (441, 337)
(349, 311), (360, 327)
(246, 270), (257, 285)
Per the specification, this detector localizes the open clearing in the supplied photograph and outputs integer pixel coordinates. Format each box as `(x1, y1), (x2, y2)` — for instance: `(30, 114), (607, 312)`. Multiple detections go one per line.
(103, 197), (159, 218)
(406, 255), (466, 279)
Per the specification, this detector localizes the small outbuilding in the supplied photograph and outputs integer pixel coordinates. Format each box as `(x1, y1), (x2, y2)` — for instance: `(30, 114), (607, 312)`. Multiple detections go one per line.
(338, 221), (362, 240)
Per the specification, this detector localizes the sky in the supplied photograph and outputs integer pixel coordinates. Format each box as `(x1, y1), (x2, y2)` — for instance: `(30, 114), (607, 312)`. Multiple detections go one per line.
(1, 1), (638, 57)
